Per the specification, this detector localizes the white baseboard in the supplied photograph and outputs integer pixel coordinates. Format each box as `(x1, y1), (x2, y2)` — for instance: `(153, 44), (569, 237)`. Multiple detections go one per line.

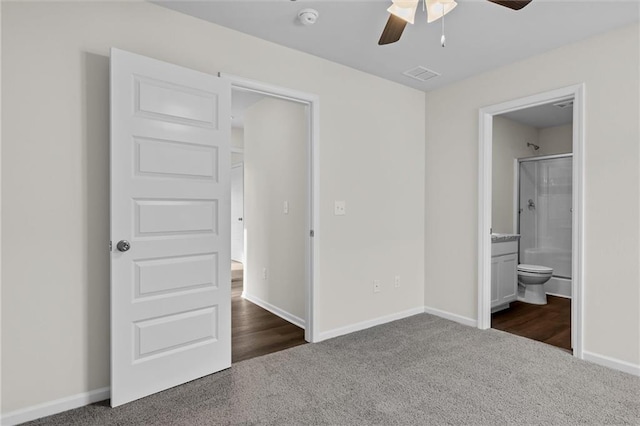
(317, 307), (425, 342)
(546, 292), (571, 299)
(545, 277), (572, 299)
(582, 351), (640, 377)
(423, 306), (478, 328)
(1, 387), (110, 426)
(242, 291), (305, 329)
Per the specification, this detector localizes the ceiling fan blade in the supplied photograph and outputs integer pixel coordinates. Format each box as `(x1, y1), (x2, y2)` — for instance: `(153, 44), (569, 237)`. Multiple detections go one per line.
(487, 0), (532, 10)
(378, 14), (408, 45)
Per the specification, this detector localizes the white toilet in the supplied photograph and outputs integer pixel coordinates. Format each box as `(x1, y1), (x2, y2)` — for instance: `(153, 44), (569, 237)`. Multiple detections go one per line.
(517, 264), (553, 305)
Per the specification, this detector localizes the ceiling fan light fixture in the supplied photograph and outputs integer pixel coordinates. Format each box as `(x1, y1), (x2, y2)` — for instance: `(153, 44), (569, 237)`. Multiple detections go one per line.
(387, 0), (419, 24)
(425, 0), (457, 23)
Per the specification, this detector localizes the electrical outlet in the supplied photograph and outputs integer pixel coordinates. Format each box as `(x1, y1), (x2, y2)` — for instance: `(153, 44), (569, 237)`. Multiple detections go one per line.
(394, 275), (401, 288)
(373, 279), (381, 293)
(334, 200), (346, 216)
(284, 200), (289, 214)
(262, 268), (267, 280)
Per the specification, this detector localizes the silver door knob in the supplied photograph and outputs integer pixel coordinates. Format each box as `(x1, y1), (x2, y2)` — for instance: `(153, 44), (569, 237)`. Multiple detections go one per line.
(116, 240), (131, 252)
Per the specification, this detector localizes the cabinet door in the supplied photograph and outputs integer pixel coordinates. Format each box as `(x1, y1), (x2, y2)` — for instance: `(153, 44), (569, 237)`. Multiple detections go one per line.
(491, 257), (499, 307)
(498, 254), (518, 303)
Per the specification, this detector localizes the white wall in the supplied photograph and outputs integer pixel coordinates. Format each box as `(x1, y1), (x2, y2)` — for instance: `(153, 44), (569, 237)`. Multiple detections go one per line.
(231, 127), (244, 166)
(243, 98), (307, 320)
(1, 1), (425, 413)
(425, 24), (639, 366)
(538, 124), (572, 155)
(492, 116), (538, 233)
(231, 127), (244, 149)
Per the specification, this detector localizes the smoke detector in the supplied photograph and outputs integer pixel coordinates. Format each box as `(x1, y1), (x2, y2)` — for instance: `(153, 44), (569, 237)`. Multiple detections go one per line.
(298, 9), (319, 26)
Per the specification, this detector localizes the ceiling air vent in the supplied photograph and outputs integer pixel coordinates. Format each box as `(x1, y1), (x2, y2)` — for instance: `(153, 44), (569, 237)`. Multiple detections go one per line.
(553, 100), (574, 109)
(403, 66), (440, 82)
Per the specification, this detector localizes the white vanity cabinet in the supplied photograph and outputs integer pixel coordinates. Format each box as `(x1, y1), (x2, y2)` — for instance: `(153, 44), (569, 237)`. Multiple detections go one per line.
(491, 237), (519, 311)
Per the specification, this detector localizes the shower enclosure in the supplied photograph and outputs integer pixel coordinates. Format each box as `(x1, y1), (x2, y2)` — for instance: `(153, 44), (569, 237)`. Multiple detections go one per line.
(518, 154), (573, 298)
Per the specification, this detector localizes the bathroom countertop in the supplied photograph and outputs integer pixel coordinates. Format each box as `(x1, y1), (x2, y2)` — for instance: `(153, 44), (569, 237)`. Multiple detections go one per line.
(491, 233), (521, 243)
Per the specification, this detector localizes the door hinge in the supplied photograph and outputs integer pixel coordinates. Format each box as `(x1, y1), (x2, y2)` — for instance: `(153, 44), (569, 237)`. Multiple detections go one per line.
(310, 230), (315, 237)
(109, 240), (112, 251)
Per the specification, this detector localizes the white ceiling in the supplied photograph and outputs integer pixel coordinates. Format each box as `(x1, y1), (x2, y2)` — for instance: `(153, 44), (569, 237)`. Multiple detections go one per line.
(501, 101), (573, 128)
(155, 0), (639, 92)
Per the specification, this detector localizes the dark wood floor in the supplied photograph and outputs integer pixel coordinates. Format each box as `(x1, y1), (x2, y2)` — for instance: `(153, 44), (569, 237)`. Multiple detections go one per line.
(232, 265), (306, 363)
(491, 295), (571, 352)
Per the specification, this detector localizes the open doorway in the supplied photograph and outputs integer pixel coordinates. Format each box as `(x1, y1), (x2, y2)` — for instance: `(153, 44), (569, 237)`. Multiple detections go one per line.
(228, 81), (318, 362)
(478, 85), (585, 359)
(489, 102), (574, 352)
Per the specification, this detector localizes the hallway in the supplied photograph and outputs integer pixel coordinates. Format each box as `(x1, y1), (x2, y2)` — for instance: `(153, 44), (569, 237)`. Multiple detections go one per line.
(231, 262), (307, 363)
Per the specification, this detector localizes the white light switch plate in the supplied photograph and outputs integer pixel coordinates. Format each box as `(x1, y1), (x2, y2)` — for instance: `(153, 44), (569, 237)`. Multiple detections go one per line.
(334, 200), (346, 216)
(284, 201), (289, 214)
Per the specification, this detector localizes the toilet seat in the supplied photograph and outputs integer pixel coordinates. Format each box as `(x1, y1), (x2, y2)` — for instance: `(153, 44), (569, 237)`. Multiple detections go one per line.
(518, 264), (553, 274)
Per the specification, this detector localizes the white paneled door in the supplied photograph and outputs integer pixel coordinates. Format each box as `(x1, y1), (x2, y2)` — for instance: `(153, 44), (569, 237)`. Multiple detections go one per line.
(110, 49), (231, 407)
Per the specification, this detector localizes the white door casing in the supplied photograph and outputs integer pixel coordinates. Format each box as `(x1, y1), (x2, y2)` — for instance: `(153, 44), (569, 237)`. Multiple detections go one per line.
(230, 163), (244, 263)
(478, 84), (585, 358)
(110, 48), (231, 407)
(221, 74), (320, 343)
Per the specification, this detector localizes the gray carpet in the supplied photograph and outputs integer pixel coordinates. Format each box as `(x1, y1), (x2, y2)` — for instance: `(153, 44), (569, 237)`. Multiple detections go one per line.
(29, 314), (640, 425)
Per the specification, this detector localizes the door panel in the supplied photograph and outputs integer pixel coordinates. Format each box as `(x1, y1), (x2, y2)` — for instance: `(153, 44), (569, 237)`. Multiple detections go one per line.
(134, 307), (218, 360)
(136, 137), (218, 179)
(135, 199), (218, 235)
(498, 254), (518, 301)
(491, 257), (499, 306)
(110, 48), (231, 407)
(134, 253), (218, 297)
(135, 77), (218, 126)
(519, 161), (537, 261)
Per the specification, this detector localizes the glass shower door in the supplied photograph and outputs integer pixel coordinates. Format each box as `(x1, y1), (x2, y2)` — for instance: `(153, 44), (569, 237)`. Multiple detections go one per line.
(518, 156), (572, 278)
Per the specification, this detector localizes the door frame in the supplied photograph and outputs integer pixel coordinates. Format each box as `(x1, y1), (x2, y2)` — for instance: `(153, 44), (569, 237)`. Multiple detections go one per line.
(477, 84), (585, 359)
(220, 73), (320, 343)
(230, 162), (245, 264)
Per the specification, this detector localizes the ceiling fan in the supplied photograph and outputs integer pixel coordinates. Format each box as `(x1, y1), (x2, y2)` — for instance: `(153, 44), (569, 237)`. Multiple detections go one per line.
(378, 0), (532, 46)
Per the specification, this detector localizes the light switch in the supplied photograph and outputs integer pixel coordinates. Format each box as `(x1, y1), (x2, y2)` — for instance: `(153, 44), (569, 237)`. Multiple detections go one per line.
(284, 201), (289, 214)
(334, 200), (346, 216)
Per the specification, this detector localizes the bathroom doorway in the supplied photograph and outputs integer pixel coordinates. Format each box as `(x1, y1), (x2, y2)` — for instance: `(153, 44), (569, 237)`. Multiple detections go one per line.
(492, 152), (573, 352)
(477, 85), (585, 358)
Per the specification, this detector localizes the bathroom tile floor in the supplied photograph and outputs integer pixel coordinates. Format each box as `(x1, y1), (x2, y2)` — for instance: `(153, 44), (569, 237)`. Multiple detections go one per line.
(491, 295), (571, 352)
